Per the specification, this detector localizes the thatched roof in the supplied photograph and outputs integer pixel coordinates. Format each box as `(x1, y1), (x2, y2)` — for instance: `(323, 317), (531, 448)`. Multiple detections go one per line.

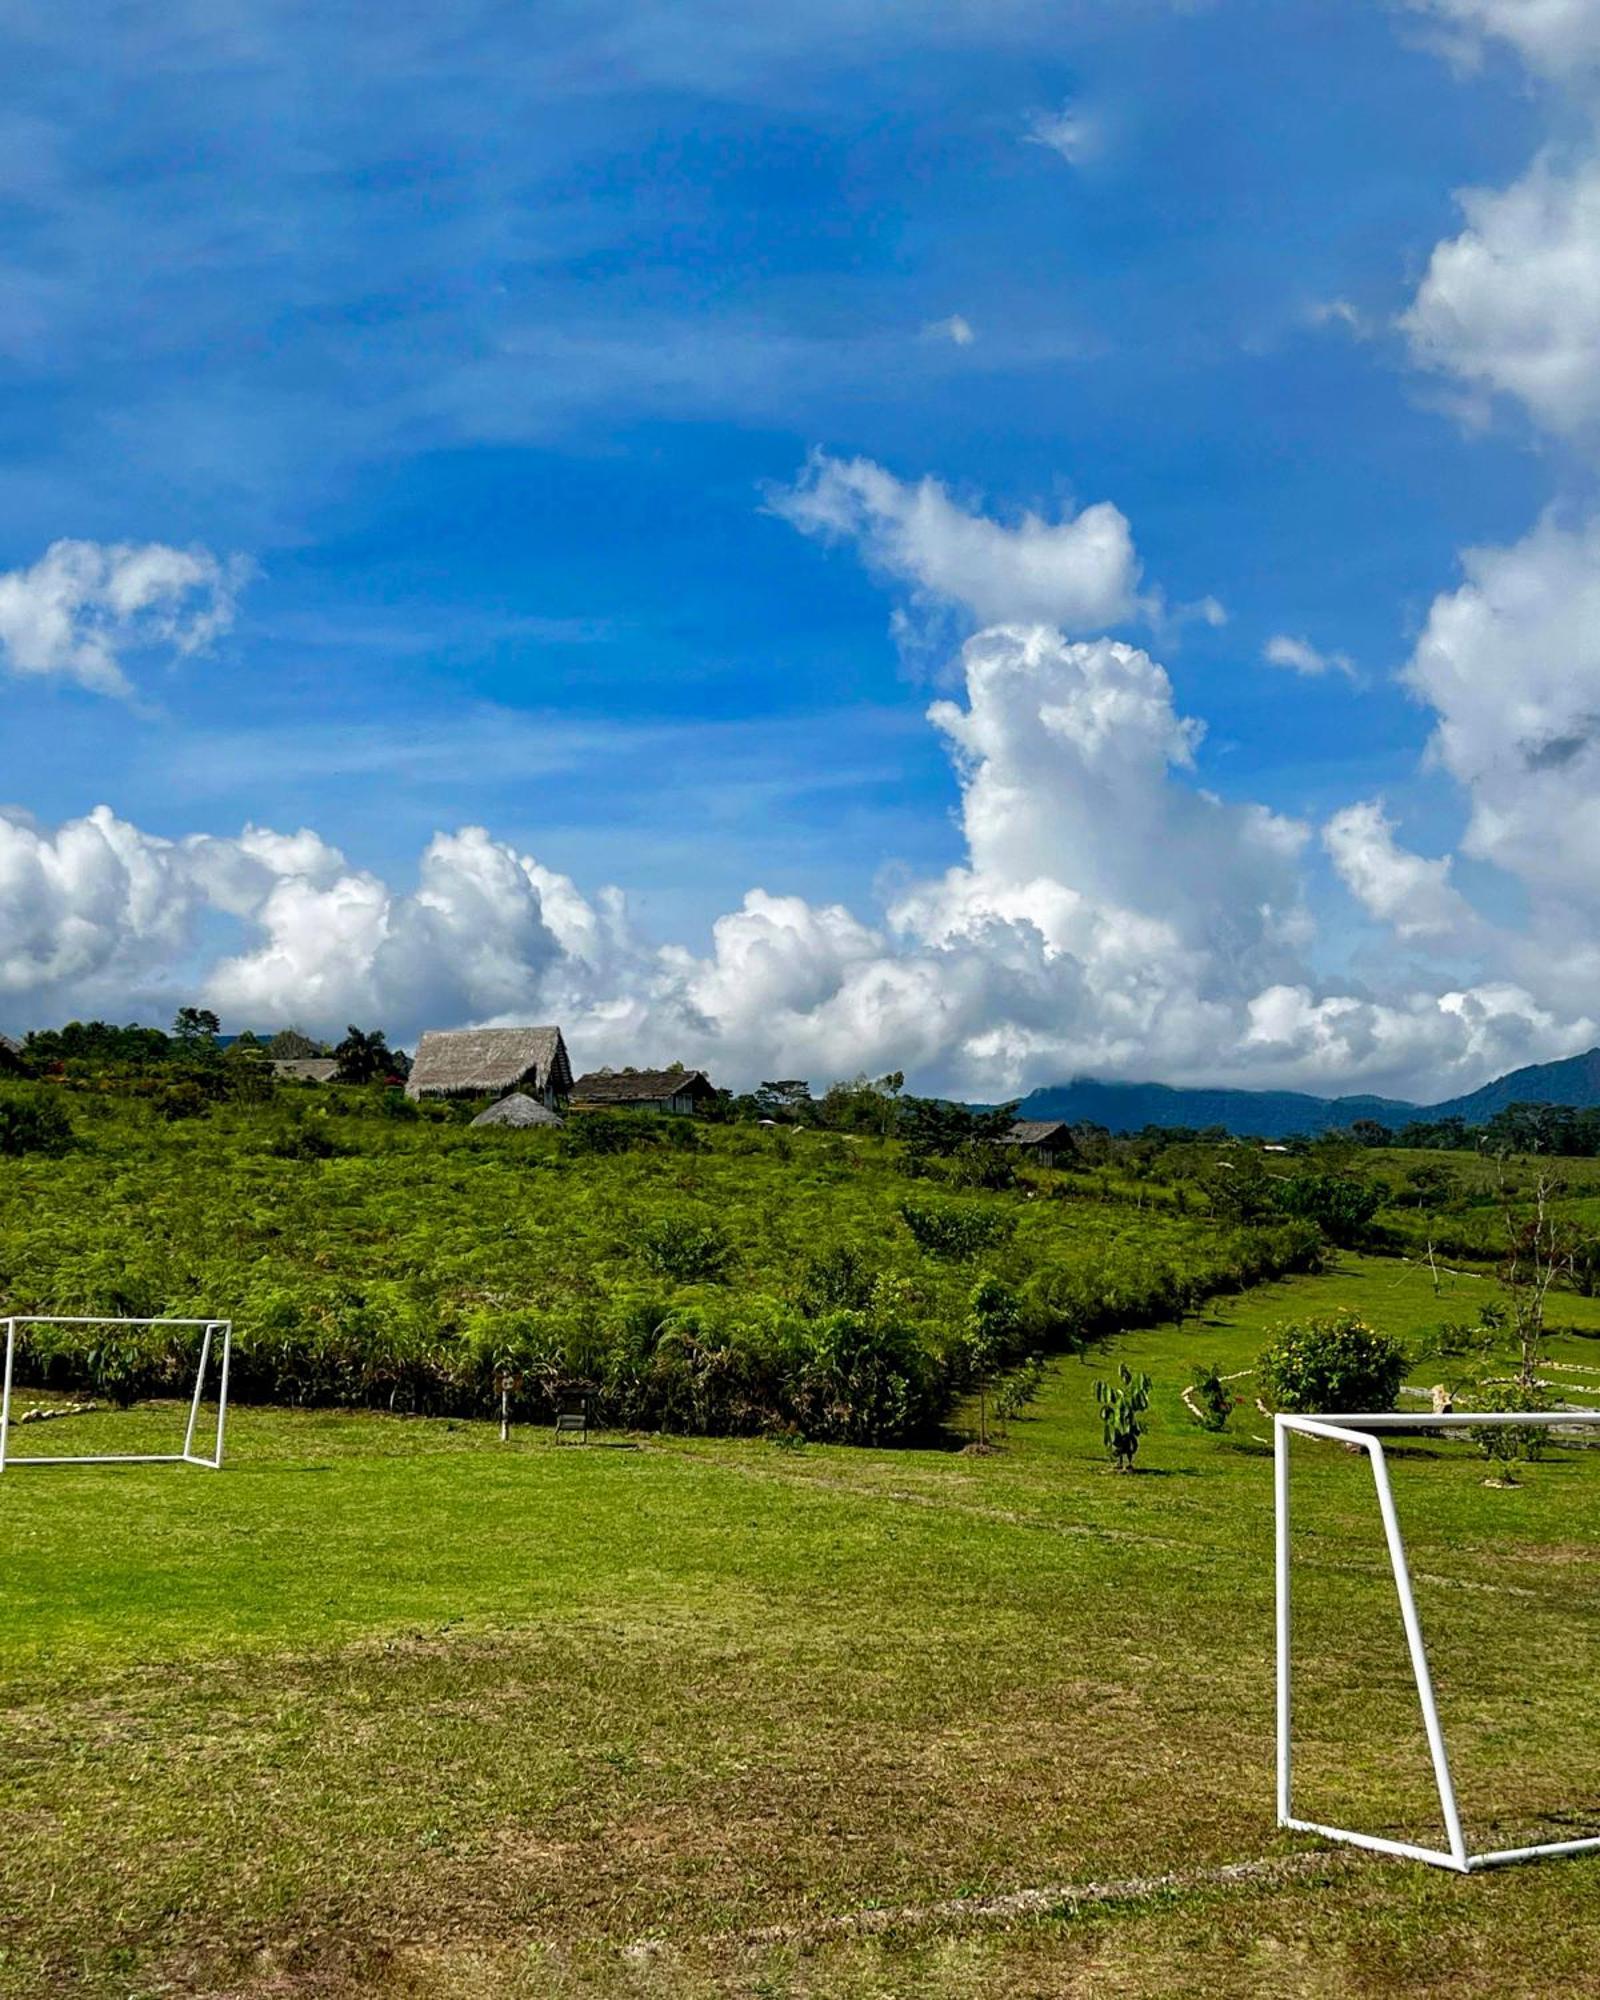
(407, 1026), (572, 1100)
(998, 1119), (1074, 1147)
(0, 1034), (22, 1074)
(470, 1092), (565, 1129)
(571, 1067), (716, 1106)
(272, 1058), (340, 1083)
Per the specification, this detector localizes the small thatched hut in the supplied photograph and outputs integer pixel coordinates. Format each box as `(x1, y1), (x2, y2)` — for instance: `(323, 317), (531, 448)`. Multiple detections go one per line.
(271, 1057), (340, 1084)
(406, 1026), (573, 1107)
(571, 1067), (718, 1116)
(470, 1093), (565, 1129)
(0, 1034), (23, 1075)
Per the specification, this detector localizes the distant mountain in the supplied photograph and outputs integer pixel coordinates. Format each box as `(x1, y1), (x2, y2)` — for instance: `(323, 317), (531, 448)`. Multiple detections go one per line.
(1429, 1047), (1600, 1125)
(1012, 1047), (1600, 1139)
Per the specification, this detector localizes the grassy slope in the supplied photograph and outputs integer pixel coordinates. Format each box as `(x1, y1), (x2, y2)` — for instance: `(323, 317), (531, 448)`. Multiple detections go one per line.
(4, 1256), (1600, 1997)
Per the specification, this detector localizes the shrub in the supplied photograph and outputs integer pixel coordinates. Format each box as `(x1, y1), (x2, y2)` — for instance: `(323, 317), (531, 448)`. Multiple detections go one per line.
(1469, 1379), (1550, 1478)
(268, 1122), (344, 1162)
(1256, 1312), (1407, 1414)
(1095, 1363), (1152, 1471)
(898, 1199), (1015, 1260)
(0, 1094), (73, 1157)
(635, 1214), (732, 1283)
(1187, 1360), (1237, 1432)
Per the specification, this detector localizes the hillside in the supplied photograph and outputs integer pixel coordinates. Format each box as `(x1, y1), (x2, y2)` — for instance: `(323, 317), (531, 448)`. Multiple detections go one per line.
(1016, 1046), (1600, 1137)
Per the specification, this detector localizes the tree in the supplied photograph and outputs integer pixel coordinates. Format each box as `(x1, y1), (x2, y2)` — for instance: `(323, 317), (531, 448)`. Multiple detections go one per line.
(1497, 1164), (1573, 1391)
(964, 1276), (1020, 1448)
(173, 1007), (220, 1044)
(1095, 1364), (1152, 1471)
(333, 1025), (393, 1085)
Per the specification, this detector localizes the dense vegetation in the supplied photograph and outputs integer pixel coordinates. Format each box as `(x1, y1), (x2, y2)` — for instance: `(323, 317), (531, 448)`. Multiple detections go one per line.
(0, 1076), (1323, 1443)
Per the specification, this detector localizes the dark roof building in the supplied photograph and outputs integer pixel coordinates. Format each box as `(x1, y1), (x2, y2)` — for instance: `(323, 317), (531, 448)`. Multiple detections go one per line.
(571, 1067), (718, 1115)
(996, 1118), (1075, 1166)
(407, 1026), (573, 1106)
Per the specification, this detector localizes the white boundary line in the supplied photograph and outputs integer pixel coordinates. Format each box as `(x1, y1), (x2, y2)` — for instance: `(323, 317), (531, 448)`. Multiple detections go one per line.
(0, 1317), (232, 1471)
(1276, 1406), (1600, 1872)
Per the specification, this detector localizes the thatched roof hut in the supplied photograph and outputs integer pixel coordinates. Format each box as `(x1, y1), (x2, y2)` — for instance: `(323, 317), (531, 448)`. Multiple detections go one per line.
(272, 1058), (340, 1083)
(570, 1066), (718, 1115)
(406, 1026), (573, 1105)
(470, 1092), (565, 1129)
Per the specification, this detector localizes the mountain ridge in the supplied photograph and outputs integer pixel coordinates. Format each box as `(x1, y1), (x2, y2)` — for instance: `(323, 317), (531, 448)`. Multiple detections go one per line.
(1013, 1047), (1600, 1139)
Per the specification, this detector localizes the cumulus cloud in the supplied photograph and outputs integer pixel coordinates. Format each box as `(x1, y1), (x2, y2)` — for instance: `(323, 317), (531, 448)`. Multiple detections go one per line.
(1263, 633), (1357, 679)
(1401, 510), (1600, 908)
(1402, 156), (1600, 438)
(0, 539), (249, 696)
(1407, 0), (1600, 76)
(770, 452), (1142, 631)
(1323, 801), (1481, 942)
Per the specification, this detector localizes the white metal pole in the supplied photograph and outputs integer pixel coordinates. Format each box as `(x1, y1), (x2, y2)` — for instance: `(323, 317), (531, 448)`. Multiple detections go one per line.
(1275, 1416), (1292, 1826)
(210, 1322), (232, 1469)
(183, 1323), (214, 1460)
(0, 1319), (14, 1475)
(1366, 1437), (1471, 1870)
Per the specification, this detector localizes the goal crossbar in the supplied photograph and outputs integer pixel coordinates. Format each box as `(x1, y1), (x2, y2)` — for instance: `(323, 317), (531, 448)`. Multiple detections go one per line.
(1276, 1407), (1600, 1872)
(0, 1316), (232, 1471)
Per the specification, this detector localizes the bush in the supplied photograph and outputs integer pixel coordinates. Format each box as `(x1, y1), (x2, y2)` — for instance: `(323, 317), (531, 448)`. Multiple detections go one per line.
(1187, 1360), (1237, 1432)
(268, 1122), (344, 1162)
(898, 1199), (1014, 1260)
(0, 1094), (73, 1157)
(1256, 1312), (1407, 1414)
(1469, 1379), (1551, 1477)
(635, 1214), (732, 1283)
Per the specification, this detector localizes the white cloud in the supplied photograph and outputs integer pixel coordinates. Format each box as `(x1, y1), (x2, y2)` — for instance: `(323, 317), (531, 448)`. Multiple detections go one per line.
(1407, 0), (1600, 76)
(0, 539), (249, 696)
(923, 314), (975, 347)
(770, 452), (1142, 631)
(1263, 633), (1357, 679)
(1403, 510), (1600, 906)
(1322, 801), (1481, 942)
(1024, 101), (1102, 165)
(1402, 156), (1600, 439)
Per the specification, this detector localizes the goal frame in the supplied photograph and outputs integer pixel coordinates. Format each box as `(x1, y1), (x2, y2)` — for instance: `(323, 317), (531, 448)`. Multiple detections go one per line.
(1276, 1407), (1600, 1872)
(0, 1316), (232, 1471)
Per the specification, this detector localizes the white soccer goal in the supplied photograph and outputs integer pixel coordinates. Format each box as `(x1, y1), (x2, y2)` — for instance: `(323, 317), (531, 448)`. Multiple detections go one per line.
(0, 1316), (232, 1471)
(1276, 1407), (1600, 1872)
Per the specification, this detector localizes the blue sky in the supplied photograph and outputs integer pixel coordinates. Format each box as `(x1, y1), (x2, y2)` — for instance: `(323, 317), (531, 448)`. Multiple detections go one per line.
(5, 0), (1600, 1097)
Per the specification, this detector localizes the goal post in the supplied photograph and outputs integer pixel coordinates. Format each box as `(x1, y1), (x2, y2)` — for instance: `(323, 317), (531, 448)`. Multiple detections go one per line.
(1276, 1407), (1600, 1872)
(0, 1316), (232, 1471)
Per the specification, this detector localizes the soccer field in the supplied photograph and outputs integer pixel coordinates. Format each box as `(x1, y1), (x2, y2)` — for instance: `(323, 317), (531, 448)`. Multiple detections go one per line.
(4, 1256), (1600, 1997)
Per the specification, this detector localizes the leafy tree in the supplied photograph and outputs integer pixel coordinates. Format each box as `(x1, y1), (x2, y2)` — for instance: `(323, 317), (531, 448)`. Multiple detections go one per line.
(333, 1025), (394, 1085)
(173, 1007), (221, 1044)
(1095, 1364), (1152, 1471)
(964, 1275), (1020, 1447)
(1271, 1172), (1382, 1247)
(1257, 1312), (1406, 1414)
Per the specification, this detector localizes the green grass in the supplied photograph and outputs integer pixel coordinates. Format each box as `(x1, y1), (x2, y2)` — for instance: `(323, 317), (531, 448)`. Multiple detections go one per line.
(4, 1255), (1600, 1997)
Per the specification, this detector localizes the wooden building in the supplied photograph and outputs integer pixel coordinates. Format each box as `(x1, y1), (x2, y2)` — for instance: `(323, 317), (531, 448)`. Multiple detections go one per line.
(406, 1026), (573, 1107)
(996, 1118), (1075, 1168)
(570, 1067), (718, 1116)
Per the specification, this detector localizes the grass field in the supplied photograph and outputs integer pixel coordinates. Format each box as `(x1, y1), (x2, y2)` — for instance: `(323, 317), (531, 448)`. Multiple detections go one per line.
(5, 1254), (1600, 1997)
